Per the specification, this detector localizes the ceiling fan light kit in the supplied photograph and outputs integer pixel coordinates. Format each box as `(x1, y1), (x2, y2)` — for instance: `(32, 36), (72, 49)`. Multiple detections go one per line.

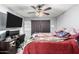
(35, 11), (44, 17)
(35, 9), (44, 16)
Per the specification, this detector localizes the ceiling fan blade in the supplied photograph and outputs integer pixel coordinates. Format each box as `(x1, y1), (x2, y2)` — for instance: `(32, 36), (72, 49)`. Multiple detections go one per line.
(31, 6), (36, 9)
(43, 12), (50, 15)
(44, 7), (52, 11)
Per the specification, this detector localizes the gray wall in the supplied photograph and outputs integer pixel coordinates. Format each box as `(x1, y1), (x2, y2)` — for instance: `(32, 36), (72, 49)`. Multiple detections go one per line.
(0, 5), (24, 34)
(0, 12), (7, 31)
(56, 5), (79, 30)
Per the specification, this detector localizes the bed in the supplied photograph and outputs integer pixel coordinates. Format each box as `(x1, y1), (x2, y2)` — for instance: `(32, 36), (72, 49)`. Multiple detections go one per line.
(23, 33), (79, 54)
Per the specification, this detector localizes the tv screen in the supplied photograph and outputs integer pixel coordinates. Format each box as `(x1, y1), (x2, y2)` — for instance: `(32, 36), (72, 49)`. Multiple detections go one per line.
(6, 12), (22, 28)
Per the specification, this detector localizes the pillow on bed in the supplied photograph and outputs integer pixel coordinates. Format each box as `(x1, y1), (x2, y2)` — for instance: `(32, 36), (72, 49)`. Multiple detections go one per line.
(55, 31), (71, 38)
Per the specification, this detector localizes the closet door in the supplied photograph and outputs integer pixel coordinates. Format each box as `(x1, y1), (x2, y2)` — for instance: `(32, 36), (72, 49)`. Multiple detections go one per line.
(40, 20), (50, 33)
(31, 20), (41, 34)
(31, 20), (50, 34)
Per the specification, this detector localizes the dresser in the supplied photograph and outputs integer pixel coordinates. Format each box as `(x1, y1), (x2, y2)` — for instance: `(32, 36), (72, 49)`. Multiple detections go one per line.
(0, 40), (16, 54)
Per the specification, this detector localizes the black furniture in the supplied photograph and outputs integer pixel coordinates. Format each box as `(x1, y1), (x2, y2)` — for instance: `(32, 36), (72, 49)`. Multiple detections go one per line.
(0, 30), (25, 54)
(6, 30), (19, 37)
(16, 34), (25, 49)
(0, 40), (16, 54)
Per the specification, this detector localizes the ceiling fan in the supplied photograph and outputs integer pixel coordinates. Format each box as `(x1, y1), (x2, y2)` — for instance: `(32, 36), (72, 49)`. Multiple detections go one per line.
(28, 4), (52, 16)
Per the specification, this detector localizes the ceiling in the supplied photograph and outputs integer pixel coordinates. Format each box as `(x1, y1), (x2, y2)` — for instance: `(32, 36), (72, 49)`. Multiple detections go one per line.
(3, 4), (74, 17)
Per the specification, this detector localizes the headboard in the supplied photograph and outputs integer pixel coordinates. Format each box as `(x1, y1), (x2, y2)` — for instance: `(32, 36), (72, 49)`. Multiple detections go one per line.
(6, 30), (19, 37)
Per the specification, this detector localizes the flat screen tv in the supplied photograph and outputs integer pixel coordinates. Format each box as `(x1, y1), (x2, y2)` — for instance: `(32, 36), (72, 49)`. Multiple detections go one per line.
(6, 12), (22, 28)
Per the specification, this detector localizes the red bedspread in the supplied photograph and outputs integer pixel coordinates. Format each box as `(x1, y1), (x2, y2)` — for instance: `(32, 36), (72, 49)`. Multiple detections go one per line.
(23, 39), (79, 54)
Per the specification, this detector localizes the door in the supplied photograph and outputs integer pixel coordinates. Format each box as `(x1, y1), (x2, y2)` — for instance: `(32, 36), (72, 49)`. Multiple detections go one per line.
(31, 20), (50, 34)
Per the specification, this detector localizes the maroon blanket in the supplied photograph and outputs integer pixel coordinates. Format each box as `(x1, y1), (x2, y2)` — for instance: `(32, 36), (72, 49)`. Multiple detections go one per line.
(23, 39), (79, 54)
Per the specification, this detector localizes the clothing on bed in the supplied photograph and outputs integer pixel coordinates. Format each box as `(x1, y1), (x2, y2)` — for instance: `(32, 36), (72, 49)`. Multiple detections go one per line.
(32, 33), (53, 38)
(23, 38), (79, 54)
(24, 28), (79, 54)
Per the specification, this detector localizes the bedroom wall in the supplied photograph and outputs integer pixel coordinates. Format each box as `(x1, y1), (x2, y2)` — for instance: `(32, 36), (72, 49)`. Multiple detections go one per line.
(23, 17), (56, 40)
(0, 5), (8, 40)
(56, 5), (79, 30)
(0, 5), (7, 31)
(0, 5), (8, 13)
(0, 5), (24, 35)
